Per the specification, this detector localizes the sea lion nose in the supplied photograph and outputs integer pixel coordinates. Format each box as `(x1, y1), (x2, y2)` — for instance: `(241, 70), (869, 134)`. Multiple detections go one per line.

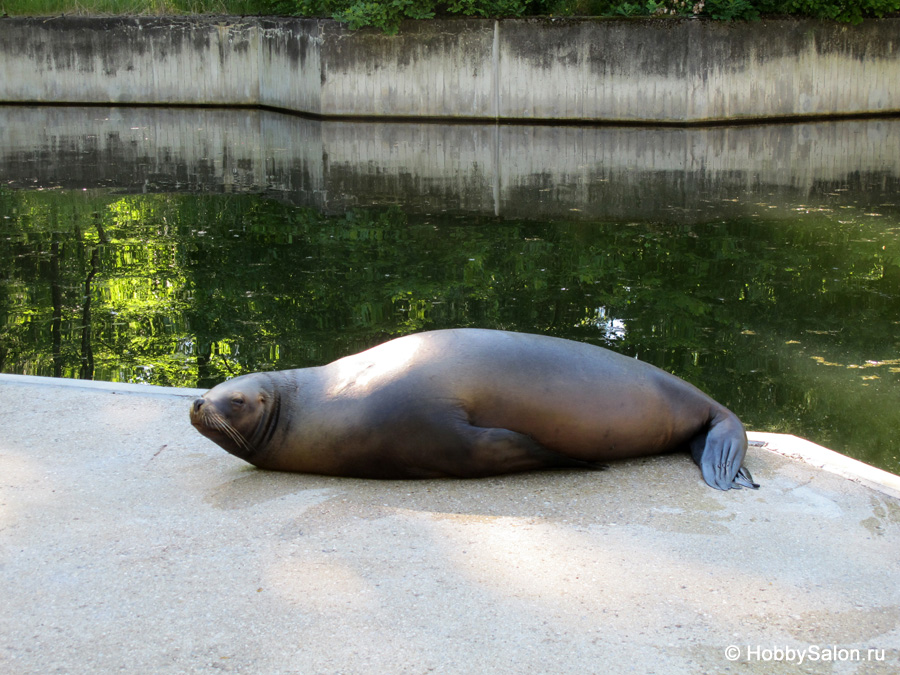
(192, 398), (205, 414)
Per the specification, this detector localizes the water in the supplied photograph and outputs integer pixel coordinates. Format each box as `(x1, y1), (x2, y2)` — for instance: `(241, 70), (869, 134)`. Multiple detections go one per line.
(1, 106), (899, 474)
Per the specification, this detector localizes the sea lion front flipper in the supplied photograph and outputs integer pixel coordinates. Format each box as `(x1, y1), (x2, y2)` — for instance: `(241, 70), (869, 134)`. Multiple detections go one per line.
(454, 426), (606, 478)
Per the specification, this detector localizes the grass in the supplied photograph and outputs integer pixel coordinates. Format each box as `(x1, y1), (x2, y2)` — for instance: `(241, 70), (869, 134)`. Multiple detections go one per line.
(0, 0), (271, 14)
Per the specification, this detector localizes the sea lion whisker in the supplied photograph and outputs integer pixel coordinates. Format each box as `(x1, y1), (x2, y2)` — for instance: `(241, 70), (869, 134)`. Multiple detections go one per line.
(220, 423), (255, 455)
(205, 409), (255, 455)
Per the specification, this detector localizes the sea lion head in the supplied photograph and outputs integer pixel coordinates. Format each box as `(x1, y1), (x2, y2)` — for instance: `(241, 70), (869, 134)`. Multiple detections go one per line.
(190, 373), (281, 466)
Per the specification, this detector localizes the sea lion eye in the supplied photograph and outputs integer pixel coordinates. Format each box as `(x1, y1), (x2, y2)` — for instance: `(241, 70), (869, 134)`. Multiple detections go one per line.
(231, 396), (244, 406)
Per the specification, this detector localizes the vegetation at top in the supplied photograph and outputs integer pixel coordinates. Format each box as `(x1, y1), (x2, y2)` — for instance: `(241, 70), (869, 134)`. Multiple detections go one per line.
(1, 0), (898, 26)
(0, 0), (262, 15)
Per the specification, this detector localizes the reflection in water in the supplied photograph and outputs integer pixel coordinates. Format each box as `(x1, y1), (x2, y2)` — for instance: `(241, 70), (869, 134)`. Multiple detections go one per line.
(0, 107), (898, 475)
(2, 105), (899, 221)
(583, 306), (627, 342)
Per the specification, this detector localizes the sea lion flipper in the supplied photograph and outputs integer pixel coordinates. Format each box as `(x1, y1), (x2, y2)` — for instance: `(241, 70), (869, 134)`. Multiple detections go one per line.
(459, 426), (606, 478)
(690, 412), (758, 491)
(732, 466), (760, 490)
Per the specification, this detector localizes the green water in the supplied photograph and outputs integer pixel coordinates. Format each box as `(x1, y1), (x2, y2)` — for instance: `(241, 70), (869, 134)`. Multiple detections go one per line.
(1, 187), (898, 474)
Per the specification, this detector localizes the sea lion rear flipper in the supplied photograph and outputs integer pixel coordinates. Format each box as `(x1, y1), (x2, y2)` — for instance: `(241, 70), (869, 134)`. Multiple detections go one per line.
(689, 413), (760, 491)
(455, 426), (606, 478)
(732, 466), (760, 489)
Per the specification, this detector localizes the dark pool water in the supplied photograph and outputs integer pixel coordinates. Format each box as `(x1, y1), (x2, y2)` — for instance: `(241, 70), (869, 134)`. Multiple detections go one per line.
(1, 107), (899, 474)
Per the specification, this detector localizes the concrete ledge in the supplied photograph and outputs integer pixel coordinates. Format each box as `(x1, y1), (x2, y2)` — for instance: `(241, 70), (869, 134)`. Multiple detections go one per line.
(0, 373), (205, 398)
(2, 374), (899, 673)
(2, 16), (899, 122)
(748, 432), (900, 502)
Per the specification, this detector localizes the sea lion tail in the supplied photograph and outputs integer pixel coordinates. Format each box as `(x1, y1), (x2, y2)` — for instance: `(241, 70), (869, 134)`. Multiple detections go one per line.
(689, 411), (759, 491)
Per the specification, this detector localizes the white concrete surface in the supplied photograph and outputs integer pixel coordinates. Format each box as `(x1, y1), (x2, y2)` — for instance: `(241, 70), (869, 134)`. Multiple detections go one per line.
(1, 374), (899, 674)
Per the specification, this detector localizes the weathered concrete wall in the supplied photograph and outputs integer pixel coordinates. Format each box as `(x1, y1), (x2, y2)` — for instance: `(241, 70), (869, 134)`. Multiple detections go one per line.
(1, 16), (898, 122)
(3, 106), (899, 221)
(499, 18), (900, 121)
(499, 19), (693, 121)
(690, 19), (900, 121)
(321, 19), (498, 118)
(0, 17), (260, 105)
(258, 18), (321, 115)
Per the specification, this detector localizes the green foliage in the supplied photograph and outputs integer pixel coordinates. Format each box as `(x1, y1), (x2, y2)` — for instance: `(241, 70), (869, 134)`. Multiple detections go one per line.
(612, 1), (643, 14)
(535, 0), (603, 13)
(0, 0), (269, 15)
(333, 0), (435, 32)
(287, 0), (899, 22)
(703, 0), (760, 20)
(272, 0), (533, 33)
(556, 0), (714, 18)
(774, 0), (900, 23)
(569, 0), (900, 18)
(653, 0), (704, 15)
(446, 0), (530, 16)
(2, 0), (897, 24)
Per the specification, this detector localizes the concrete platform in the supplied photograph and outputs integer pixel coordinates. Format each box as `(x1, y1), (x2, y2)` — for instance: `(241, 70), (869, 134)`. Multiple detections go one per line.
(1, 374), (898, 674)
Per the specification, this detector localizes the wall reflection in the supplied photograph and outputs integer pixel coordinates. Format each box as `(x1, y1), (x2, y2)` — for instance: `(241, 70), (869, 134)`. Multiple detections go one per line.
(3, 106), (898, 221)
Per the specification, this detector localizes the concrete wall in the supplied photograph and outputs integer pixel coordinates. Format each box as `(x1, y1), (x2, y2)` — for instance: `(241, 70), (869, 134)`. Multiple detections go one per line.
(1, 16), (899, 122)
(3, 106), (898, 222)
(258, 18), (321, 115)
(0, 17), (260, 105)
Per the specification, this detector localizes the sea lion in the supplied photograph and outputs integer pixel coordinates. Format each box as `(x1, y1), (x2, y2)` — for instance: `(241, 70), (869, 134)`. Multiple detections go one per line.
(190, 328), (758, 490)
